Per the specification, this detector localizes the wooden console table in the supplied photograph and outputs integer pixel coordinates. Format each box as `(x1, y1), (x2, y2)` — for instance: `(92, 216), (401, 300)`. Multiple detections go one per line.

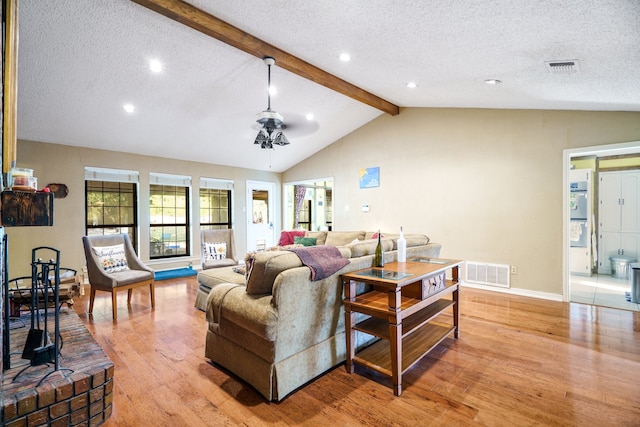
(341, 258), (462, 396)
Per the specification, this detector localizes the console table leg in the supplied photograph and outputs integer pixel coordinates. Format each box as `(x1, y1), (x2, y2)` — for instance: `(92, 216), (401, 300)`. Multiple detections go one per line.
(345, 309), (356, 374)
(344, 278), (356, 374)
(453, 286), (460, 339)
(390, 288), (403, 395)
(390, 327), (402, 395)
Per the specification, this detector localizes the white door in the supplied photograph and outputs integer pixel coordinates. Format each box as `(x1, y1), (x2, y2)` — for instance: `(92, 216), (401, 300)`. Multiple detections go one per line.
(246, 180), (276, 252)
(621, 172), (640, 232)
(599, 172), (621, 232)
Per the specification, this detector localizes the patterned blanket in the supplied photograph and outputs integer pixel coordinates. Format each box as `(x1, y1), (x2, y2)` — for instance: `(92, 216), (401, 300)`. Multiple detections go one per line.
(287, 245), (350, 281)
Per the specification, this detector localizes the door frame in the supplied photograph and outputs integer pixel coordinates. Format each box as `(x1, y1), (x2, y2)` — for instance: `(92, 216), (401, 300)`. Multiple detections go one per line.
(246, 180), (277, 252)
(282, 177), (333, 231)
(563, 140), (640, 301)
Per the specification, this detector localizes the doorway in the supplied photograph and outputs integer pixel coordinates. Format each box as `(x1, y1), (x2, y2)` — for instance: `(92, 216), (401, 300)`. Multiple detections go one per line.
(564, 140), (640, 311)
(283, 178), (333, 231)
(246, 180), (276, 252)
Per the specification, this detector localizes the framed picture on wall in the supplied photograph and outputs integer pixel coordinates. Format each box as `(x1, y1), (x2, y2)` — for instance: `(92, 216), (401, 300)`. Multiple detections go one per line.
(359, 167), (380, 189)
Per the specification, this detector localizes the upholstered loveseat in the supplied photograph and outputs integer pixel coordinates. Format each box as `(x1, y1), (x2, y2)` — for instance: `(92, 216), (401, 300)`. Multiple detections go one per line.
(199, 230), (441, 401)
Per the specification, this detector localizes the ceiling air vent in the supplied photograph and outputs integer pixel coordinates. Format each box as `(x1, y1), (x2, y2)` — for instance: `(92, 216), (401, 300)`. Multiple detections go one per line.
(545, 60), (580, 74)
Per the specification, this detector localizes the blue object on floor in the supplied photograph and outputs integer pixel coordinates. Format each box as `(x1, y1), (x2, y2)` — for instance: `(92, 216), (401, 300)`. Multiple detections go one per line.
(155, 267), (197, 281)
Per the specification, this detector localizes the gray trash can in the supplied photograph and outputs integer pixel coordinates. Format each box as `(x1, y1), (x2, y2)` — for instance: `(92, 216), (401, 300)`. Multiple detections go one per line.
(631, 263), (640, 304)
(610, 255), (636, 279)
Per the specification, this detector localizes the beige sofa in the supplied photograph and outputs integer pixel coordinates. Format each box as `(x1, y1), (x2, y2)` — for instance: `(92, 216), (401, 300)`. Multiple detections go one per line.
(199, 230), (441, 401)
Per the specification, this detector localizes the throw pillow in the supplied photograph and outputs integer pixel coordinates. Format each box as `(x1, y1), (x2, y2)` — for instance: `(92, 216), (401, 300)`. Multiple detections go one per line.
(245, 251), (303, 295)
(294, 236), (317, 246)
(203, 242), (227, 261)
(92, 244), (129, 273)
(278, 230), (306, 246)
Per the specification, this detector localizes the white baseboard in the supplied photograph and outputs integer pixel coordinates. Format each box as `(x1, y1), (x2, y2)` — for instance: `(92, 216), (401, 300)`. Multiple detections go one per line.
(461, 282), (564, 302)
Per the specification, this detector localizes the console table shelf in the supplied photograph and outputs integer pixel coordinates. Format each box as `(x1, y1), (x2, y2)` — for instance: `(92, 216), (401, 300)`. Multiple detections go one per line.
(354, 298), (454, 339)
(342, 258), (462, 396)
(355, 322), (455, 376)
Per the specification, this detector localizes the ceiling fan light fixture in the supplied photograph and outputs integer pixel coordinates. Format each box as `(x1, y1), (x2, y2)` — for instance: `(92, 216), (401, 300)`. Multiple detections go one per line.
(273, 132), (290, 146)
(254, 57), (290, 149)
(254, 129), (269, 145)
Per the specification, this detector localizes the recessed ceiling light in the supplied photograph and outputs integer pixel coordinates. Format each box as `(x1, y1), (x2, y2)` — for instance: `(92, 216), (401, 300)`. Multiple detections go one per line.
(406, 82), (417, 88)
(306, 113), (314, 121)
(149, 59), (162, 73)
(268, 85), (277, 96)
(123, 104), (135, 113)
(485, 79), (501, 85)
(339, 53), (351, 62)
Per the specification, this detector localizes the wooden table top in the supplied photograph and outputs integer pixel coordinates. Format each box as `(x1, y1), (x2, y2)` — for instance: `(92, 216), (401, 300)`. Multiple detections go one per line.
(342, 258), (462, 287)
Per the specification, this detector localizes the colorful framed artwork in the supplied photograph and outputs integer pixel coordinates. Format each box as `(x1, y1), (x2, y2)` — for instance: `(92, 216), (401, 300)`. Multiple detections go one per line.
(359, 167), (380, 188)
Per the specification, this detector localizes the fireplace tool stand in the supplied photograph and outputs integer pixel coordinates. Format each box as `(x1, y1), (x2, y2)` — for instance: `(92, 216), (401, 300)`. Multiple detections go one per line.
(13, 247), (73, 385)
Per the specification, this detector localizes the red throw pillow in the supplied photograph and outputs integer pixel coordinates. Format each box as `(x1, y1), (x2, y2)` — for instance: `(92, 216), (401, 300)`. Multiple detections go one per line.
(278, 230), (306, 246)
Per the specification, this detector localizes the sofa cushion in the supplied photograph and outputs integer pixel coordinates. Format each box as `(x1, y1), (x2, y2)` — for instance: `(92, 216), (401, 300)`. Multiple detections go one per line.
(294, 236), (317, 246)
(336, 246), (351, 259)
(198, 265), (246, 290)
(404, 234), (430, 248)
(347, 238), (394, 258)
(305, 231), (327, 245)
(324, 231), (366, 246)
(246, 251), (303, 295)
(364, 232), (430, 249)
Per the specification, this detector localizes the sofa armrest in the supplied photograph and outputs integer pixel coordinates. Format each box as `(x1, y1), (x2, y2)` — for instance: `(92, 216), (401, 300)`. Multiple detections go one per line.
(205, 282), (245, 326)
(206, 283), (278, 341)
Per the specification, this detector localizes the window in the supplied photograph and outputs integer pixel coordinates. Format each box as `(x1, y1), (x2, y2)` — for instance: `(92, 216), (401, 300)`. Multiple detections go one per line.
(252, 190), (269, 224)
(85, 168), (138, 249)
(149, 173), (191, 259)
(298, 200), (312, 230)
(200, 178), (233, 230)
(200, 189), (231, 230)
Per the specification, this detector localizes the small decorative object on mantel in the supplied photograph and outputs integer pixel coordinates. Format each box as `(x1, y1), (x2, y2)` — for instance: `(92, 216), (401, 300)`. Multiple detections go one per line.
(9, 167), (37, 191)
(46, 183), (69, 198)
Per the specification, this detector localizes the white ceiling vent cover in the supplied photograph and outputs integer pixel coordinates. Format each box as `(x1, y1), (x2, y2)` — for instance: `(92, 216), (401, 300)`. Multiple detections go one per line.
(466, 262), (510, 288)
(545, 60), (580, 74)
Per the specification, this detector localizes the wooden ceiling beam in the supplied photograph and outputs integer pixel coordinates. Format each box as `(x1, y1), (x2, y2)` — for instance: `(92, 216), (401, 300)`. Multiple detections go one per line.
(130, 0), (400, 116)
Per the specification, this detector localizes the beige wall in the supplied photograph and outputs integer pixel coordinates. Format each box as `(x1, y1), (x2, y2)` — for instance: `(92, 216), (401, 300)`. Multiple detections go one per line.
(282, 108), (640, 296)
(6, 139), (281, 277)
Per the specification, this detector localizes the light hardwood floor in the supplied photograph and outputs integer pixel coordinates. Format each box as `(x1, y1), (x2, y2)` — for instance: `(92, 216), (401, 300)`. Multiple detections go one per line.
(73, 276), (640, 426)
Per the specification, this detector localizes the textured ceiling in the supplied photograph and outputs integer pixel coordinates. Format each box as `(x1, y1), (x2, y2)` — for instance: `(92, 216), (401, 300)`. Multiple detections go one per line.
(17, 0), (640, 172)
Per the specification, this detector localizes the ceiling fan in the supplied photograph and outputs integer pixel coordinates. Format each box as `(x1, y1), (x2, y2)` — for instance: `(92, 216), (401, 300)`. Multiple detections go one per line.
(254, 57), (290, 149)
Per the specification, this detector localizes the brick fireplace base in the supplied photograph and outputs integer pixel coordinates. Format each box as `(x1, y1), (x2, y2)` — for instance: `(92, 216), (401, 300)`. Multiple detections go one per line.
(1, 308), (114, 426)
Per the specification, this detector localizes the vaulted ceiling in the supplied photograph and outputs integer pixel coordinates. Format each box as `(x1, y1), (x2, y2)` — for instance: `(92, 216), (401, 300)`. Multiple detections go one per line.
(17, 0), (640, 172)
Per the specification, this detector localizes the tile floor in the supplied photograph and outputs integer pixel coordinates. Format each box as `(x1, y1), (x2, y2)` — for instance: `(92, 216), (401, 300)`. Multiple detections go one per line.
(570, 272), (640, 311)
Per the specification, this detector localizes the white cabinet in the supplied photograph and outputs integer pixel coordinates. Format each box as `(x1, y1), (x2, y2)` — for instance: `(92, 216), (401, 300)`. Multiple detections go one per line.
(599, 171), (640, 232)
(599, 232), (640, 259)
(570, 246), (592, 275)
(598, 171), (640, 274)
